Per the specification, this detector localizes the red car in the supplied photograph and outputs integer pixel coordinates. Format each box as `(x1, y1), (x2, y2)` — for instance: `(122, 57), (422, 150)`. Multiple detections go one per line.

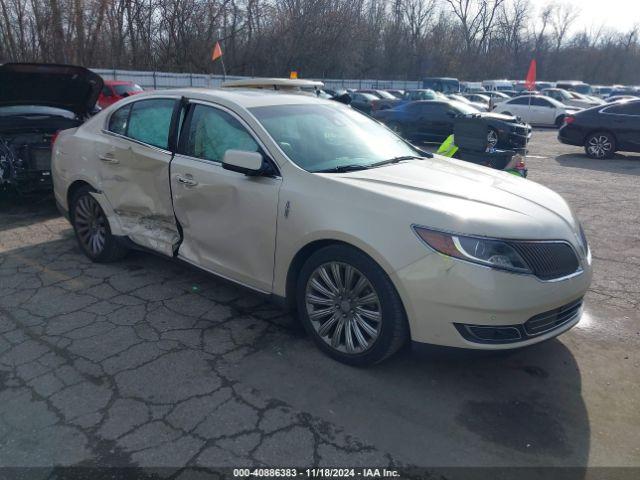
(97, 80), (143, 108)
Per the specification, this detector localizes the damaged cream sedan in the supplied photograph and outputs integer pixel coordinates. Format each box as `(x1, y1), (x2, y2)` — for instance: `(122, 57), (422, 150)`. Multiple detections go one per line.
(53, 88), (592, 365)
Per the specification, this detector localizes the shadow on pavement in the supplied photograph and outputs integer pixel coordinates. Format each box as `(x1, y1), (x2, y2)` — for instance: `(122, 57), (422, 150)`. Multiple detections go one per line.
(555, 153), (640, 176)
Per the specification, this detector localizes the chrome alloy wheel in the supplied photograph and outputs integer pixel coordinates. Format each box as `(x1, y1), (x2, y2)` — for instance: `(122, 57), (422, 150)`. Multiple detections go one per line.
(74, 195), (107, 256)
(487, 129), (499, 148)
(305, 262), (382, 354)
(587, 135), (612, 158)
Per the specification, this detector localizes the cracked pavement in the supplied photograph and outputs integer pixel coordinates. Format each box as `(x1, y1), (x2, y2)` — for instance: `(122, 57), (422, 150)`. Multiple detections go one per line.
(0, 130), (638, 477)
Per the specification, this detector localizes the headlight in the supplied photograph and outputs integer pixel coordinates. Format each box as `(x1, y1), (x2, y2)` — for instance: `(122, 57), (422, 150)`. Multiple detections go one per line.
(413, 226), (532, 273)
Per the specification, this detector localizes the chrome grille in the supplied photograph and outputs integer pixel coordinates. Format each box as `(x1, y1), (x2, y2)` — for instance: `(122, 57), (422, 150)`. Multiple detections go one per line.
(511, 242), (580, 280)
(524, 298), (583, 336)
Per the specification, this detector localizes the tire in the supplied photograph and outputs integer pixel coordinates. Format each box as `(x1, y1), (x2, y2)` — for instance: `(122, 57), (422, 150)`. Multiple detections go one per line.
(487, 127), (499, 148)
(585, 132), (616, 159)
(70, 186), (128, 262)
(554, 115), (565, 128)
(296, 245), (409, 366)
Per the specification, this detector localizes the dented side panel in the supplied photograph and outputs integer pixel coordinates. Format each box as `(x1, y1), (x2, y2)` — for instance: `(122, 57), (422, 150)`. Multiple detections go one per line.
(94, 135), (179, 256)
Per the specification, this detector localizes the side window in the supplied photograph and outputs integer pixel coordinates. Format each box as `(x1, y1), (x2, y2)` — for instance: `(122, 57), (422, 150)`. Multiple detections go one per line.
(533, 97), (552, 107)
(127, 98), (176, 149)
(108, 104), (131, 135)
(509, 97), (529, 105)
(182, 105), (259, 163)
(605, 103), (640, 116)
(102, 86), (113, 97)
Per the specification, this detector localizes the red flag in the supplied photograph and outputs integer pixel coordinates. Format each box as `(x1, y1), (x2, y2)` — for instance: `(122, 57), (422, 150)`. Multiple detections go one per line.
(525, 59), (537, 91)
(211, 41), (223, 61)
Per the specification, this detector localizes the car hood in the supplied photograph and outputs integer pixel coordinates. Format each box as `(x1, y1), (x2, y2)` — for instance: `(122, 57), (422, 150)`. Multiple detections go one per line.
(0, 63), (103, 116)
(329, 157), (580, 241)
(476, 111), (520, 123)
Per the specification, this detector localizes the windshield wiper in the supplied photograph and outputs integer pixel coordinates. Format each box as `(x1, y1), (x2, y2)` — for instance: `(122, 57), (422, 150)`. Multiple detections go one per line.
(368, 155), (425, 168)
(314, 164), (372, 173)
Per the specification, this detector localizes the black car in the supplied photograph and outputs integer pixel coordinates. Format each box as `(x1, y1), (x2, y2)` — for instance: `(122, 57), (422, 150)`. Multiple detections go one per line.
(558, 100), (640, 158)
(0, 63), (102, 192)
(372, 100), (531, 149)
(348, 92), (380, 114)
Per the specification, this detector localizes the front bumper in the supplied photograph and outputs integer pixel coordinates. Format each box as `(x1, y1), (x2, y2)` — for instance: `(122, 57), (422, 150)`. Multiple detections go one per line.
(391, 252), (592, 349)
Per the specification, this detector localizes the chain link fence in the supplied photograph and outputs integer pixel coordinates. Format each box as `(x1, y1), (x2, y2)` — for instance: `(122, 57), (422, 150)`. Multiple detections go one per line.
(91, 68), (422, 91)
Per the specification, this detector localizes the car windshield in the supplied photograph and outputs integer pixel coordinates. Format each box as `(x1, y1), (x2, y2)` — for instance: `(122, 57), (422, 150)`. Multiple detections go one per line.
(360, 93), (379, 101)
(375, 91), (396, 99)
(250, 103), (420, 173)
(113, 84), (143, 95)
(0, 105), (75, 118)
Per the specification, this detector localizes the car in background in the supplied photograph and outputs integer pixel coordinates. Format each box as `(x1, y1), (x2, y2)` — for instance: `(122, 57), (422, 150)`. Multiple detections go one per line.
(349, 92), (379, 114)
(402, 89), (440, 101)
(385, 89), (404, 98)
(535, 81), (555, 90)
(0, 63), (102, 192)
(422, 77), (460, 93)
(608, 87), (639, 98)
(461, 82), (486, 94)
(541, 88), (602, 109)
(495, 95), (579, 127)
(606, 95), (639, 103)
(555, 81), (592, 95)
(97, 80), (144, 108)
(447, 94), (488, 112)
(357, 89), (402, 111)
(484, 91), (511, 109)
(52, 86), (591, 365)
(372, 99), (531, 149)
(463, 93), (491, 108)
(558, 99), (640, 158)
(592, 86), (614, 98)
(481, 80), (513, 92)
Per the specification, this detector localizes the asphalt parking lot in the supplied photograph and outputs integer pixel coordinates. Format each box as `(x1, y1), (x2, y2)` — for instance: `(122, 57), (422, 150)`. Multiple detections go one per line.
(0, 129), (638, 477)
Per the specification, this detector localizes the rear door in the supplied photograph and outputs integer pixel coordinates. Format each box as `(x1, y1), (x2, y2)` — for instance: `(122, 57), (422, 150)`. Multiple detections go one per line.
(96, 97), (181, 256)
(532, 97), (556, 125)
(170, 101), (281, 292)
(602, 102), (640, 151)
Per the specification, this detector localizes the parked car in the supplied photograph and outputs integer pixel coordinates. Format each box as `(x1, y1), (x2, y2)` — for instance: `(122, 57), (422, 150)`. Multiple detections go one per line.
(349, 92), (379, 114)
(385, 89), (405, 98)
(422, 77), (460, 93)
(495, 95), (580, 127)
(358, 89), (401, 111)
(373, 99), (531, 149)
(52, 87), (591, 365)
(592, 85), (614, 98)
(463, 93), (491, 108)
(481, 80), (513, 92)
(606, 95), (639, 103)
(461, 82), (486, 94)
(0, 63), (102, 192)
(402, 89), (440, 101)
(555, 81), (592, 95)
(541, 88), (602, 109)
(558, 99), (640, 158)
(447, 94), (488, 112)
(97, 80), (144, 108)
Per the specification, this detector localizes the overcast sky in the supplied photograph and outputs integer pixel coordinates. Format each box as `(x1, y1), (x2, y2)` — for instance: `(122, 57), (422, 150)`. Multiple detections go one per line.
(539, 0), (640, 33)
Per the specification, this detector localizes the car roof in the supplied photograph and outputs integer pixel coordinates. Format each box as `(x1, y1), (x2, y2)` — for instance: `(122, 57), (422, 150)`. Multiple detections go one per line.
(122, 87), (334, 109)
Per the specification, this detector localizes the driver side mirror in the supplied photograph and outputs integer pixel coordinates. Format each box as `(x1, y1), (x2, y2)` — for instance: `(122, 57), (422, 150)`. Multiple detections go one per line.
(222, 150), (269, 176)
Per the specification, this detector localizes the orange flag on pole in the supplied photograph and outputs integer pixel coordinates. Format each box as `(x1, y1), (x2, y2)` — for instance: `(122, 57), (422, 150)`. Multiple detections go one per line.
(211, 42), (223, 61)
(525, 59), (537, 91)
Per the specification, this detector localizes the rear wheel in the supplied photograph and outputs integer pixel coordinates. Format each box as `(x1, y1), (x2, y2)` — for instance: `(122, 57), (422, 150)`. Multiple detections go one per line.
(296, 245), (408, 366)
(71, 186), (128, 262)
(585, 132), (616, 159)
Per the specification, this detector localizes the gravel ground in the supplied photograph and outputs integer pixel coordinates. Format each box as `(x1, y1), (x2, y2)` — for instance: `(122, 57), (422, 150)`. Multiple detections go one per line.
(0, 129), (638, 477)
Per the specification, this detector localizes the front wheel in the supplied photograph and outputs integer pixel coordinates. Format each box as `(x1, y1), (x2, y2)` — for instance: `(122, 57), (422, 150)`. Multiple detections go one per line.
(71, 186), (128, 262)
(296, 245), (409, 366)
(487, 128), (499, 148)
(585, 132), (616, 159)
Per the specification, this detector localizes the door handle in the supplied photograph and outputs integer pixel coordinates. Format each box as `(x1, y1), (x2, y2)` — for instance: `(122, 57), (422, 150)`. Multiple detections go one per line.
(99, 153), (119, 164)
(176, 175), (198, 187)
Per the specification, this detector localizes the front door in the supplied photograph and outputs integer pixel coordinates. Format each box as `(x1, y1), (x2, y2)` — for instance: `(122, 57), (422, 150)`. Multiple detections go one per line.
(95, 97), (180, 256)
(170, 102), (281, 293)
